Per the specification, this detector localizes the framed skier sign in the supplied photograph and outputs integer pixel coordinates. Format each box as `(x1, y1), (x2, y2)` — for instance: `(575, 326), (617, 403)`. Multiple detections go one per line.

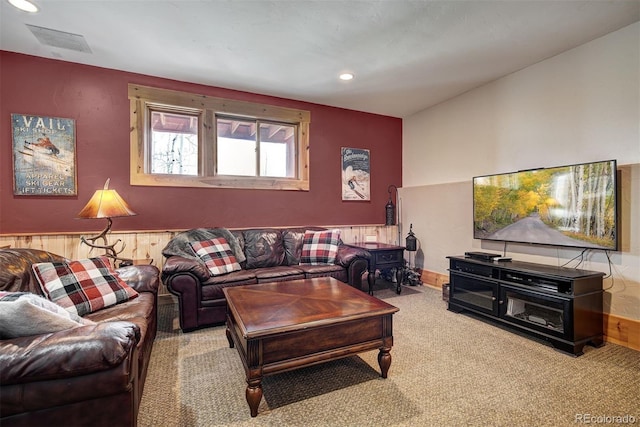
(341, 147), (370, 201)
(11, 113), (77, 196)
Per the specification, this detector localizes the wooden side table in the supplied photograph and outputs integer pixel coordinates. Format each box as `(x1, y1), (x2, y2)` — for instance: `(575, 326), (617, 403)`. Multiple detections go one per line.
(118, 258), (154, 268)
(132, 258), (154, 265)
(346, 242), (405, 295)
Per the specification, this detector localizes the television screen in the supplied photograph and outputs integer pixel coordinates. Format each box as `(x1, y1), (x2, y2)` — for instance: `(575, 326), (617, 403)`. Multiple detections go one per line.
(473, 160), (618, 250)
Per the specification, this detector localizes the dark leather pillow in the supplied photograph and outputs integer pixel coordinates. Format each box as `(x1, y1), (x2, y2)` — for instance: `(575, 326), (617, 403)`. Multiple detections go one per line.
(282, 229), (305, 266)
(0, 248), (67, 295)
(242, 229), (285, 269)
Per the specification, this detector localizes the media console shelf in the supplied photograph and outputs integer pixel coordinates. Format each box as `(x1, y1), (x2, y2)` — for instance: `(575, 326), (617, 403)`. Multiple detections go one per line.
(447, 256), (604, 356)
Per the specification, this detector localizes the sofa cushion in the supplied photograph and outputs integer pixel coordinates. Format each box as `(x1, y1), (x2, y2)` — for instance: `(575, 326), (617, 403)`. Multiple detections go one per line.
(201, 275), (259, 302)
(84, 292), (155, 325)
(0, 321), (139, 385)
(189, 238), (242, 276)
(32, 256), (138, 317)
(0, 291), (95, 339)
(296, 264), (345, 275)
(297, 264), (348, 282)
(254, 266), (305, 282)
(204, 269), (258, 285)
(243, 229), (285, 268)
(85, 292), (156, 354)
(300, 229), (341, 265)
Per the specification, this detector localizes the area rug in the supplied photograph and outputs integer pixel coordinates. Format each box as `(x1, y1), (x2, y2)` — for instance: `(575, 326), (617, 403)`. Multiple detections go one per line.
(139, 285), (639, 426)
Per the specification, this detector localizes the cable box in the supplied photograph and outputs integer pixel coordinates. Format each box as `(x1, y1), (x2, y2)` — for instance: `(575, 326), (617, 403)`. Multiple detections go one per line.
(464, 251), (501, 261)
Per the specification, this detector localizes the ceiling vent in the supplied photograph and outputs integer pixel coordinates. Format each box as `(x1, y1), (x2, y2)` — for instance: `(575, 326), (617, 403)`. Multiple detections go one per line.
(26, 24), (92, 53)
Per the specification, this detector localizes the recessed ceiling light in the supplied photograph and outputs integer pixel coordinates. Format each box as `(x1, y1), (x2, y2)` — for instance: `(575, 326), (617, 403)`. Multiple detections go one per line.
(339, 73), (354, 81)
(8, 0), (39, 13)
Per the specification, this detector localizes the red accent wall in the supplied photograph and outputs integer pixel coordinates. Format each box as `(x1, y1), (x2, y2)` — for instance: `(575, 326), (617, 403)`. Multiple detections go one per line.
(0, 51), (402, 234)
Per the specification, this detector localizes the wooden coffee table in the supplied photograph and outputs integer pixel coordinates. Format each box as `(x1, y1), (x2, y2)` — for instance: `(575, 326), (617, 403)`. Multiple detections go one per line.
(223, 277), (399, 417)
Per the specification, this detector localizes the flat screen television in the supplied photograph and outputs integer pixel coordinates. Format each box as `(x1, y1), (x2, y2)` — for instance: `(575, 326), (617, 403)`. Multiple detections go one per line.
(473, 159), (618, 251)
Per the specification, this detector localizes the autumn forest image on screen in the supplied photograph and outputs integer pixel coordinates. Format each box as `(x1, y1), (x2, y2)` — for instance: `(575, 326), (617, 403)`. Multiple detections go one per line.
(473, 160), (617, 250)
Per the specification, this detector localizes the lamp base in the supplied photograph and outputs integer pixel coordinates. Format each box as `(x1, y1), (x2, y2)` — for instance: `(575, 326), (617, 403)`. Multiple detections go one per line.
(80, 217), (128, 263)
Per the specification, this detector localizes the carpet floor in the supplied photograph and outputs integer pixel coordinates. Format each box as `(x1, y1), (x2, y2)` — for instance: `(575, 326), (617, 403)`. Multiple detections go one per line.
(139, 283), (639, 426)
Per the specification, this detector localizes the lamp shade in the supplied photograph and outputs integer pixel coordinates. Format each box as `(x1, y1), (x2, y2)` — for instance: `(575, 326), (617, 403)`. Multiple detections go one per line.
(77, 179), (137, 219)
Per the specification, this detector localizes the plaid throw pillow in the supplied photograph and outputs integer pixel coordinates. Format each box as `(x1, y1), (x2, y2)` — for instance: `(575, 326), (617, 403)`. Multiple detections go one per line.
(189, 238), (242, 276)
(300, 229), (341, 265)
(32, 256), (138, 317)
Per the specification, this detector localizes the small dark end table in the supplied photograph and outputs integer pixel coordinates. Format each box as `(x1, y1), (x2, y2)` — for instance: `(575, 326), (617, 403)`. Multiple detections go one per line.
(346, 242), (405, 295)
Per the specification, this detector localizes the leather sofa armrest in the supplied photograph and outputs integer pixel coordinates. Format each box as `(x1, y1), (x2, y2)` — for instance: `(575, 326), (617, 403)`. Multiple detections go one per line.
(116, 265), (160, 294)
(335, 244), (370, 267)
(162, 255), (210, 282)
(0, 321), (139, 385)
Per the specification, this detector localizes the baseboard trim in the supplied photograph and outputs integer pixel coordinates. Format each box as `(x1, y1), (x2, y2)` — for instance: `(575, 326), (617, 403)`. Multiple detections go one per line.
(420, 269), (449, 289)
(420, 268), (639, 352)
(604, 312), (640, 351)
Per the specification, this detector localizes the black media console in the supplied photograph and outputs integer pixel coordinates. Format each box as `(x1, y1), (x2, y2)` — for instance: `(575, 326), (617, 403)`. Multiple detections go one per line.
(447, 256), (604, 356)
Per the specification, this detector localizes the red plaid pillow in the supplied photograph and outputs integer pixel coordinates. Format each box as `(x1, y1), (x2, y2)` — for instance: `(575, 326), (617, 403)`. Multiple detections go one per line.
(300, 229), (341, 265)
(189, 238), (241, 276)
(32, 256), (138, 317)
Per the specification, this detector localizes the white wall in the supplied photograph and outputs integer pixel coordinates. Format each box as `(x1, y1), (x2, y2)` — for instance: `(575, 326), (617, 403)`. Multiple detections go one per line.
(401, 23), (639, 320)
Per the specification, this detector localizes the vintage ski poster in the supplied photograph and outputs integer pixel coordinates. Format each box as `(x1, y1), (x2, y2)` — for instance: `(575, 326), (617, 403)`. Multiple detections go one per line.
(341, 147), (370, 201)
(12, 114), (77, 196)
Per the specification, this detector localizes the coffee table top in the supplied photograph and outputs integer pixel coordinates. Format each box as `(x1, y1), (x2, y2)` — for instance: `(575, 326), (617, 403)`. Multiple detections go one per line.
(223, 277), (399, 339)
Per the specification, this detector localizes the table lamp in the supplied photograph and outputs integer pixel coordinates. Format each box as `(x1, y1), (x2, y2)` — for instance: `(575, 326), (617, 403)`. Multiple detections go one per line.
(78, 178), (136, 262)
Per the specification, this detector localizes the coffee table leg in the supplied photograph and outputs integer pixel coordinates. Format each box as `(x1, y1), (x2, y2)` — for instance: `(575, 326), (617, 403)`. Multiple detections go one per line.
(367, 270), (375, 295)
(225, 325), (234, 348)
(246, 378), (262, 417)
(378, 347), (392, 378)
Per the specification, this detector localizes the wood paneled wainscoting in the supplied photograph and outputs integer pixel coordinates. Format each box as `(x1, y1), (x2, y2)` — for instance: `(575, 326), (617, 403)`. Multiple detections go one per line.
(0, 225), (399, 296)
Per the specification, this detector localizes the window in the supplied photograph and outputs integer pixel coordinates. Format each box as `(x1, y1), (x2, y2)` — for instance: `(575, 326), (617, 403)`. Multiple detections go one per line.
(129, 84), (309, 190)
(215, 117), (296, 178)
(150, 110), (199, 175)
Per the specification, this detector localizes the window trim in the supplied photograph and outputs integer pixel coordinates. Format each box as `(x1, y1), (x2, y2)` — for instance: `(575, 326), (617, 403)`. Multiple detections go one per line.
(129, 84), (310, 191)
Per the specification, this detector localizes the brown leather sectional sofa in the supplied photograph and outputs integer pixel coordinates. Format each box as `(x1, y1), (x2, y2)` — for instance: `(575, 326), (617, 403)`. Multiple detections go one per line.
(0, 248), (159, 427)
(162, 227), (370, 331)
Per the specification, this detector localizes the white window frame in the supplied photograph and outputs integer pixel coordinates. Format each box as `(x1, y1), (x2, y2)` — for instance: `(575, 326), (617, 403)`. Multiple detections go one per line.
(129, 84), (310, 191)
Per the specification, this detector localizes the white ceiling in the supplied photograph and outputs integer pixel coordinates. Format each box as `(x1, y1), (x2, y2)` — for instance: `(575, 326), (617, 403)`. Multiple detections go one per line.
(1, 1), (639, 118)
